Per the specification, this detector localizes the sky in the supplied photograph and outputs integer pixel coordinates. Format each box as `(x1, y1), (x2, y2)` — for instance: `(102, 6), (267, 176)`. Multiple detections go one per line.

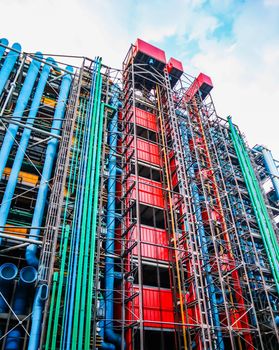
(1, 0), (279, 158)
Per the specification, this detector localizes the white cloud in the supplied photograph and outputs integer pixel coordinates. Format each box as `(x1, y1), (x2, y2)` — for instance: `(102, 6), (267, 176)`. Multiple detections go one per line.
(1, 0), (278, 159)
(188, 1), (279, 159)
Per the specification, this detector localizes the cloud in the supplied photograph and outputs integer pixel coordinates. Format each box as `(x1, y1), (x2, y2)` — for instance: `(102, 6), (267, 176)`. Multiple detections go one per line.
(187, 0), (279, 158)
(1, 0), (278, 158)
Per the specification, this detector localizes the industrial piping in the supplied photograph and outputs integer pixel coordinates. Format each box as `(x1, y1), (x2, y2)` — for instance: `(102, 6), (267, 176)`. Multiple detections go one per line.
(13, 266), (38, 315)
(25, 65), (73, 267)
(179, 119), (224, 350)
(0, 57), (56, 232)
(0, 263), (18, 313)
(261, 147), (279, 203)
(104, 84), (122, 349)
(27, 284), (48, 350)
(0, 38), (9, 60)
(4, 266), (37, 350)
(0, 41), (21, 96)
(0, 52), (42, 181)
(62, 61), (98, 350)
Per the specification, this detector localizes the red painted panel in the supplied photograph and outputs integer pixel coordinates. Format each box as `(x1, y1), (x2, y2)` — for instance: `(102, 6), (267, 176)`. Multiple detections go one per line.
(128, 175), (164, 208)
(167, 57), (184, 73)
(184, 72), (213, 102)
(135, 107), (158, 132)
(133, 287), (175, 328)
(133, 225), (169, 261)
(127, 137), (161, 166)
(135, 39), (166, 64)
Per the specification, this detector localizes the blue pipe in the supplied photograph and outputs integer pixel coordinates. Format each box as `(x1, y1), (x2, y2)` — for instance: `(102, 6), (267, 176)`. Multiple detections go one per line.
(0, 38), (9, 61)
(261, 147), (279, 202)
(5, 267), (37, 350)
(0, 51), (42, 181)
(99, 296), (115, 350)
(4, 329), (21, 350)
(179, 119), (224, 349)
(104, 84), (122, 349)
(0, 263), (18, 312)
(13, 266), (37, 315)
(0, 42), (21, 96)
(62, 63), (97, 349)
(0, 58), (56, 234)
(27, 284), (48, 350)
(26, 65), (73, 267)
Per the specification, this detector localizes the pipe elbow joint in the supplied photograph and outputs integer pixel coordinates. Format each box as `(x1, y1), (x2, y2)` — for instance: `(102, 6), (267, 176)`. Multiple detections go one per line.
(105, 329), (123, 349)
(101, 342), (116, 350)
(25, 244), (39, 267)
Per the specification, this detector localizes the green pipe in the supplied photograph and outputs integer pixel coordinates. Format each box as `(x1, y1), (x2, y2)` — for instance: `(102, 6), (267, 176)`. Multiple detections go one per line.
(71, 61), (102, 349)
(239, 137), (279, 259)
(45, 272), (58, 350)
(84, 100), (105, 350)
(59, 97), (89, 349)
(59, 99), (85, 257)
(228, 117), (279, 294)
(71, 99), (86, 194)
(50, 225), (70, 350)
(77, 70), (102, 348)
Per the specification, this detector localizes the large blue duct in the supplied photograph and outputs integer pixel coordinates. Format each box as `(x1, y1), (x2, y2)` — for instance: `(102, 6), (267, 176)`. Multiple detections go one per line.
(104, 84), (122, 349)
(0, 263), (18, 313)
(179, 119), (224, 350)
(0, 51), (42, 181)
(0, 38), (9, 62)
(261, 147), (279, 203)
(27, 284), (48, 350)
(26, 65), (73, 267)
(13, 266), (38, 315)
(0, 57), (56, 233)
(4, 329), (21, 350)
(0, 41), (21, 96)
(4, 267), (37, 350)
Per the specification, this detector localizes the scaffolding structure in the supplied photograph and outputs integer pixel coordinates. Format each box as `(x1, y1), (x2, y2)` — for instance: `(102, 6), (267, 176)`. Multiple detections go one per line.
(0, 37), (278, 350)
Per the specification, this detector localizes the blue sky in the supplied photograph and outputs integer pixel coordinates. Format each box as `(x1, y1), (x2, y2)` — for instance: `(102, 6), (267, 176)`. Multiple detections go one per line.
(1, 0), (279, 158)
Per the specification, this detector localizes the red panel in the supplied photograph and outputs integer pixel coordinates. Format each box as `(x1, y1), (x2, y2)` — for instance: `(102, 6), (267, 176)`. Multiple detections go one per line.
(133, 225), (169, 261)
(167, 57), (183, 74)
(197, 72), (213, 89)
(127, 137), (161, 166)
(133, 287), (174, 328)
(135, 107), (158, 132)
(128, 175), (164, 208)
(184, 72), (213, 102)
(135, 39), (166, 64)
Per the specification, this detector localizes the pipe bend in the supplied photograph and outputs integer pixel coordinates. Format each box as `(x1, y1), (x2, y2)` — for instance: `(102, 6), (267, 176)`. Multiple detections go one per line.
(105, 329), (122, 349)
(25, 244), (39, 267)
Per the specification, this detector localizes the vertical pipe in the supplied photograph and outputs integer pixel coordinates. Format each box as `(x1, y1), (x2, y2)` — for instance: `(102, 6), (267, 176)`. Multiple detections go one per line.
(104, 85), (122, 348)
(0, 57), (56, 235)
(0, 38), (9, 61)
(27, 284), (48, 350)
(228, 117), (279, 295)
(261, 147), (279, 202)
(13, 266), (37, 315)
(25, 66), (73, 267)
(0, 51), (42, 179)
(0, 42), (21, 96)
(179, 120), (224, 349)
(71, 65), (101, 349)
(62, 62), (98, 350)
